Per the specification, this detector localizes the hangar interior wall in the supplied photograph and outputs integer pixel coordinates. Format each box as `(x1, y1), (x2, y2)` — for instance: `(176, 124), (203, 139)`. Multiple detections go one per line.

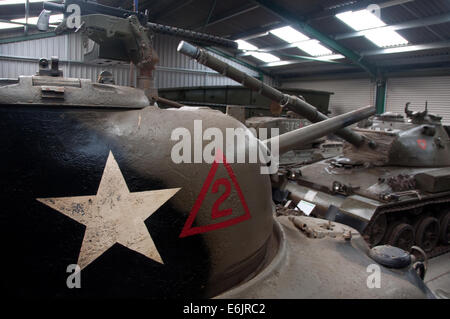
(0, 33), (271, 88)
(281, 78), (376, 116)
(386, 76), (450, 125)
(281, 77), (450, 125)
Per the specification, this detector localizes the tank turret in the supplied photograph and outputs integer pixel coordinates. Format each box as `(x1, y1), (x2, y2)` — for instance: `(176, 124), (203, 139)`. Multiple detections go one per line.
(276, 102), (450, 256)
(342, 102), (450, 168)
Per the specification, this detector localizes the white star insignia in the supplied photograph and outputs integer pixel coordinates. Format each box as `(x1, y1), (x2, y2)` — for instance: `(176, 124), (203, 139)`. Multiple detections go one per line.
(37, 151), (180, 270)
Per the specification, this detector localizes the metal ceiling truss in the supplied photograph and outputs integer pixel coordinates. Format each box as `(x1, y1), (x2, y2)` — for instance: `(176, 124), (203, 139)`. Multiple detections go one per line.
(237, 11), (450, 56)
(252, 0), (378, 77)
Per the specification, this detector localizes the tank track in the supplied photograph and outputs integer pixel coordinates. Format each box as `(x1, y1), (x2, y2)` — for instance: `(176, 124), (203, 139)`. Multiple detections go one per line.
(363, 195), (450, 259)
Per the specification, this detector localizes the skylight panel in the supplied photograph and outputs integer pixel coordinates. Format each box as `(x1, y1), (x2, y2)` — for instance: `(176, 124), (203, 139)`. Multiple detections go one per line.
(364, 29), (408, 47)
(336, 10), (385, 31)
(236, 39), (280, 63)
(236, 39), (257, 51)
(296, 40), (333, 57)
(250, 52), (280, 63)
(269, 26), (309, 43)
(270, 25), (339, 57)
(0, 14), (63, 30)
(0, 22), (22, 30)
(336, 9), (408, 47)
(12, 14), (64, 25)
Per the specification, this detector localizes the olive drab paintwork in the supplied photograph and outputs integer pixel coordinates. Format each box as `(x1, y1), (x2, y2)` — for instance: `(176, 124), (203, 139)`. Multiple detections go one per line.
(281, 104), (450, 254)
(0, 61), (433, 298)
(0, 0), (434, 298)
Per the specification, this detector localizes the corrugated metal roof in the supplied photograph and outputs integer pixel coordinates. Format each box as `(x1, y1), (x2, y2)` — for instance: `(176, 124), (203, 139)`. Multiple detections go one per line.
(0, 0), (449, 79)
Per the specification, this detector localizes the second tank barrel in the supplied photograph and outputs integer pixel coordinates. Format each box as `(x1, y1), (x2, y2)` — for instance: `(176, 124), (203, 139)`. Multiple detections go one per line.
(265, 105), (375, 155)
(177, 41), (367, 147)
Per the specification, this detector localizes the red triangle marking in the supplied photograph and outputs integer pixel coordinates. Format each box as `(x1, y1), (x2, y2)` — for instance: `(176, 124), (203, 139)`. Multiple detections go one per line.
(179, 149), (251, 238)
(417, 139), (427, 150)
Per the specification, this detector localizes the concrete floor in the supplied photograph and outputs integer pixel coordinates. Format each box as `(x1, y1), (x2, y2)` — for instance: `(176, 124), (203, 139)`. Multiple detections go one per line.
(425, 252), (450, 299)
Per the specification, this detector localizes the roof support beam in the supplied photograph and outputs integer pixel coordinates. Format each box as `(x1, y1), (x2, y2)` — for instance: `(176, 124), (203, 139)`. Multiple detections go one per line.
(149, 0), (194, 21)
(258, 40), (450, 68)
(236, 12), (450, 57)
(191, 4), (260, 31)
(252, 0), (378, 77)
(229, 22), (284, 40)
(0, 31), (56, 44)
(231, 0), (418, 40)
(362, 40), (450, 56)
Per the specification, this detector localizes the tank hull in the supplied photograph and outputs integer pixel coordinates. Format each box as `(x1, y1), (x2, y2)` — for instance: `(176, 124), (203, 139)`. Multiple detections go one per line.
(286, 159), (450, 254)
(219, 216), (433, 299)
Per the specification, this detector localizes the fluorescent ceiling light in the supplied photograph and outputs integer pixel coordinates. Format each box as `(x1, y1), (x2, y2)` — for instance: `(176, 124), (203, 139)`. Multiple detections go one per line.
(296, 40), (333, 56)
(270, 26), (309, 43)
(237, 39), (280, 63)
(364, 29), (408, 47)
(270, 25), (338, 57)
(336, 9), (408, 47)
(379, 46), (418, 54)
(336, 10), (385, 31)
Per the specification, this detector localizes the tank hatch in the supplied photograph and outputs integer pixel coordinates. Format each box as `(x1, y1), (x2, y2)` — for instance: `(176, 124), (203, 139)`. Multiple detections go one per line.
(0, 57), (149, 109)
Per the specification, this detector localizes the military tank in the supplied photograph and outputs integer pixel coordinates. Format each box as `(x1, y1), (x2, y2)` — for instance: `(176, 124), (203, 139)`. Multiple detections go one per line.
(280, 104), (450, 256)
(1, 52), (435, 299)
(175, 40), (450, 257)
(0, 1), (436, 299)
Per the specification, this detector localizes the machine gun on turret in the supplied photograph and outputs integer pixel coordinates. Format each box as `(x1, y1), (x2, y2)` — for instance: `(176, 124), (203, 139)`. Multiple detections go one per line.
(37, 0), (238, 98)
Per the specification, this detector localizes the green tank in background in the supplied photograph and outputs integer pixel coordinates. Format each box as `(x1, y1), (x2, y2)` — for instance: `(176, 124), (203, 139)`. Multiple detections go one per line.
(279, 103), (450, 257)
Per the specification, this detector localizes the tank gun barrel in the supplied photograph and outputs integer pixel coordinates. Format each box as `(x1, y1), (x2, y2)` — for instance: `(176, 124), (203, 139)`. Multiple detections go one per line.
(42, 0), (238, 49)
(267, 105), (375, 155)
(178, 41), (370, 147)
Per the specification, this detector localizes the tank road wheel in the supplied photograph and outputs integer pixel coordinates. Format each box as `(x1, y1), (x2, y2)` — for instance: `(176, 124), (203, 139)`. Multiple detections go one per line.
(367, 214), (387, 246)
(415, 217), (440, 252)
(439, 212), (450, 245)
(388, 223), (415, 252)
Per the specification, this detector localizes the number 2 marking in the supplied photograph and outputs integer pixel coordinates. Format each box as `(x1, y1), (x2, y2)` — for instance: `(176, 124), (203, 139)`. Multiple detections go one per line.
(211, 178), (232, 219)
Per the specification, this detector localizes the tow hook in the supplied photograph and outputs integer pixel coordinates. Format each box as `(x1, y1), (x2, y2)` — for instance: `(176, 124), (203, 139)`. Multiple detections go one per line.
(411, 245), (428, 280)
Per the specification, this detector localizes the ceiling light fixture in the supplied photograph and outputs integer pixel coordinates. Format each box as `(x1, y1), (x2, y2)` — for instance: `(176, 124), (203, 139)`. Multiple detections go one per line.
(336, 9), (408, 47)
